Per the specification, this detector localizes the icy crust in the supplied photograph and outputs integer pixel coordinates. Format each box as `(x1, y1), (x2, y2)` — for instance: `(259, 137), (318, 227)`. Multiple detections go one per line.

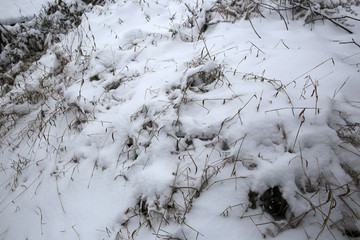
(0, 0), (360, 239)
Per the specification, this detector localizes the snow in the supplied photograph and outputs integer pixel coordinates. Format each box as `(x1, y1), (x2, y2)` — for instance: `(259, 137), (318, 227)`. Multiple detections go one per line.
(1, 0), (360, 239)
(0, 0), (54, 24)
(0, 0), (79, 24)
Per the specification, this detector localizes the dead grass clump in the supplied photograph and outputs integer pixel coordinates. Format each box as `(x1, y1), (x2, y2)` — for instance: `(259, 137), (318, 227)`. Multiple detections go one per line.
(213, 0), (262, 20)
(185, 61), (224, 93)
(120, 192), (182, 239)
(0, 0), (84, 88)
(209, 0), (358, 35)
(337, 123), (360, 148)
(187, 67), (220, 87)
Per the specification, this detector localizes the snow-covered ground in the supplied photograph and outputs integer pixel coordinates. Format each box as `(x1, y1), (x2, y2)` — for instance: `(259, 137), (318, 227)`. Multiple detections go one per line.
(0, 0), (56, 24)
(1, 0), (360, 239)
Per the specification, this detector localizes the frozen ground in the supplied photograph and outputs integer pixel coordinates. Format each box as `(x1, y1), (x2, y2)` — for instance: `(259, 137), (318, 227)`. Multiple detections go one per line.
(0, 0), (360, 239)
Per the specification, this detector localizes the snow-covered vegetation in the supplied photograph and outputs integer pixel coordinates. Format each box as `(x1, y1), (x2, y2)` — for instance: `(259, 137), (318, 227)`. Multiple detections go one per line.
(1, 0), (360, 239)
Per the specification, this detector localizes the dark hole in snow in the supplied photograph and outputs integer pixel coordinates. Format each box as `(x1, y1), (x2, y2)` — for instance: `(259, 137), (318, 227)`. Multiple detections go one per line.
(259, 186), (288, 220)
(126, 137), (133, 148)
(185, 138), (193, 146)
(138, 197), (148, 217)
(221, 140), (230, 151)
(200, 23), (208, 33)
(345, 229), (360, 238)
(248, 190), (258, 209)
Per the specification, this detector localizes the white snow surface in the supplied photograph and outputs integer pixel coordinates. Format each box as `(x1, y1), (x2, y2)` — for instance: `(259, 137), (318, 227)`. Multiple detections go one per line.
(0, 0), (53, 24)
(0, 0), (77, 24)
(1, 0), (360, 239)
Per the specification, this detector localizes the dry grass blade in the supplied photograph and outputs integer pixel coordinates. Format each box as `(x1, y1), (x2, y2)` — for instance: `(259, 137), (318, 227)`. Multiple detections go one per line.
(72, 225), (80, 239)
(294, 3), (353, 34)
(291, 116), (305, 152)
(332, 77), (349, 101)
(182, 221), (204, 237)
(206, 176), (246, 190)
(315, 198), (335, 240)
(88, 159), (98, 188)
(286, 58), (335, 87)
